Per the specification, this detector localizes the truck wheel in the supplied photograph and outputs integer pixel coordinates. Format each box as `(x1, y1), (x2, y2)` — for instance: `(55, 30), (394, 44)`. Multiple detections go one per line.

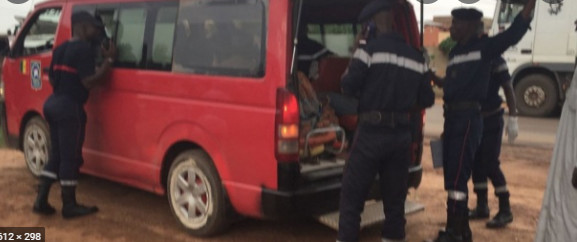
(167, 150), (229, 236)
(22, 117), (50, 177)
(515, 74), (558, 117)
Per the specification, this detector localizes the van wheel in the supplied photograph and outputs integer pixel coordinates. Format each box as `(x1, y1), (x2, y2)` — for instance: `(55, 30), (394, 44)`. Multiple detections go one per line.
(167, 150), (228, 236)
(515, 74), (558, 117)
(22, 117), (50, 177)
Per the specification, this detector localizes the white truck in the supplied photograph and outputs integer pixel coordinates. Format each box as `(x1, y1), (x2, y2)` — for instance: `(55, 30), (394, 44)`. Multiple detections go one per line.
(490, 0), (576, 117)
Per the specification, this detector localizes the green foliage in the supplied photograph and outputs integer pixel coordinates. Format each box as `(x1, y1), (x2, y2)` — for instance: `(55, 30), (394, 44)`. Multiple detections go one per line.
(438, 37), (456, 55)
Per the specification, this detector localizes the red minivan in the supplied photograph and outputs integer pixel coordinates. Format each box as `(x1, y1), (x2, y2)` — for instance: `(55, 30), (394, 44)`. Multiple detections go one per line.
(0, 0), (424, 236)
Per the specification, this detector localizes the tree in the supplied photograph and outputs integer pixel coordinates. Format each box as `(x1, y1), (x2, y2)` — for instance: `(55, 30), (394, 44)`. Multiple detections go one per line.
(438, 37), (456, 55)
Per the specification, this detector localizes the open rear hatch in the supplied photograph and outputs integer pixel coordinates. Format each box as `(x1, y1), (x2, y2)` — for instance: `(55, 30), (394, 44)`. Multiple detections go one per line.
(286, 0), (427, 230)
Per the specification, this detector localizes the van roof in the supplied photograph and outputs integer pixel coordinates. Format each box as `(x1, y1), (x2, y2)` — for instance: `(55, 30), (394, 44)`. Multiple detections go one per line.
(36, 0), (378, 23)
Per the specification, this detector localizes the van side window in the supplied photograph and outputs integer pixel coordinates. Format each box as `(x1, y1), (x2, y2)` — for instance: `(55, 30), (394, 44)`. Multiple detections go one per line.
(150, 6), (178, 71)
(116, 7), (148, 68)
(13, 8), (62, 57)
(173, 0), (267, 78)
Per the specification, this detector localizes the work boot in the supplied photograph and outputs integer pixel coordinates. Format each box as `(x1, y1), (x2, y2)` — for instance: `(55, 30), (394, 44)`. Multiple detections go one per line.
(61, 186), (99, 219)
(32, 177), (56, 215)
(431, 215), (471, 242)
(468, 205), (490, 219)
(487, 192), (513, 228)
(469, 190), (489, 219)
(486, 194), (513, 228)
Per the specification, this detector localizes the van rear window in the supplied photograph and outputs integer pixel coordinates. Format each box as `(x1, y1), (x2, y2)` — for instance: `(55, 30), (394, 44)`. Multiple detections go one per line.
(173, 0), (267, 78)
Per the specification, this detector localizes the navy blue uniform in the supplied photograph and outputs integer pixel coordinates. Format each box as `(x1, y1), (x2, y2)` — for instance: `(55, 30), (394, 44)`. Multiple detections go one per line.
(337, 33), (434, 242)
(472, 57), (510, 202)
(442, 14), (530, 217)
(40, 40), (95, 187)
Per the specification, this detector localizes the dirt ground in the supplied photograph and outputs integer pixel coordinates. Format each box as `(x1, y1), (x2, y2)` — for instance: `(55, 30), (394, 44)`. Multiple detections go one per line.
(0, 140), (552, 242)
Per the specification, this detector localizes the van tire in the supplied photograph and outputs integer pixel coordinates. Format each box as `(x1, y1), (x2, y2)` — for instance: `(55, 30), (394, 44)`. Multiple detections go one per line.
(167, 150), (229, 236)
(22, 116), (51, 177)
(515, 74), (558, 117)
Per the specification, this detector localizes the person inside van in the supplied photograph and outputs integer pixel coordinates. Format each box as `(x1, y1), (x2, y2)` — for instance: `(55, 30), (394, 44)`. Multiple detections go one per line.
(297, 21), (333, 80)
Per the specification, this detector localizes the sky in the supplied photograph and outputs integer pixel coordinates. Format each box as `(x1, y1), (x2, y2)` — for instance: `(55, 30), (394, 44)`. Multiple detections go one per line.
(0, 0), (498, 35)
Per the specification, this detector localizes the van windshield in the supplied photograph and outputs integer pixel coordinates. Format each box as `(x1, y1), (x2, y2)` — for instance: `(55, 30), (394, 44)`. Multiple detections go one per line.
(173, 0), (267, 77)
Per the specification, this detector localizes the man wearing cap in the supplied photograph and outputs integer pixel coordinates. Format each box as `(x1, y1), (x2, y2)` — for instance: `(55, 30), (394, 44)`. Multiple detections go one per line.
(32, 11), (116, 219)
(337, 1), (434, 241)
(429, 0), (536, 241)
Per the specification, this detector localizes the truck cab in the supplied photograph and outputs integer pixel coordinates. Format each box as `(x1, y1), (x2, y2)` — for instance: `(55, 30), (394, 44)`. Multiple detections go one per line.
(490, 0), (577, 117)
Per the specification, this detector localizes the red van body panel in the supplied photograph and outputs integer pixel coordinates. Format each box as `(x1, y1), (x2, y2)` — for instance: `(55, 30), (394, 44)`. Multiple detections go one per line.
(2, 0), (291, 218)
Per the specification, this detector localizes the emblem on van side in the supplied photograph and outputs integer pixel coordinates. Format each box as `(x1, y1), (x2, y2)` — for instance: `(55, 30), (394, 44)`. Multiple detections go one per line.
(31, 61), (42, 90)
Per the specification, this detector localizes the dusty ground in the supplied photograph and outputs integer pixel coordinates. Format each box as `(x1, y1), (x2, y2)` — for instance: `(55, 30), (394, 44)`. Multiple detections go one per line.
(0, 140), (552, 242)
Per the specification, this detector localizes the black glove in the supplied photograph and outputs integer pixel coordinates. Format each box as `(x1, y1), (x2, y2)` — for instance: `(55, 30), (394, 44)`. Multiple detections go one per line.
(571, 167), (577, 189)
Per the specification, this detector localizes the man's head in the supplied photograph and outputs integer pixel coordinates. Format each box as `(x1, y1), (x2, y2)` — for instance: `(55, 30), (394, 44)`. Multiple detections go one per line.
(71, 11), (103, 42)
(358, 0), (395, 35)
(450, 8), (483, 43)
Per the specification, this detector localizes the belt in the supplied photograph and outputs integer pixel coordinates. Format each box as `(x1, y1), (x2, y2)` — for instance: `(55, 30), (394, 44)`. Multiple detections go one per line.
(358, 111), (410, 128)
(443, 102), (481, 112)
(481, 107), (504, 117)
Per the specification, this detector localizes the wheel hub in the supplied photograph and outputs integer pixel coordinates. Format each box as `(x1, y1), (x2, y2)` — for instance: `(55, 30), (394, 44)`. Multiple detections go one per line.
(523, 85), (546, 108)
(171, 159), (212, 229)
(23, 125), (48, 176)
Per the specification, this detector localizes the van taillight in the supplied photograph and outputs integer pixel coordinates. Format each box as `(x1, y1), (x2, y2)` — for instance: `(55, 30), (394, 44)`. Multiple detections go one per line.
(275, 88), (299, 162)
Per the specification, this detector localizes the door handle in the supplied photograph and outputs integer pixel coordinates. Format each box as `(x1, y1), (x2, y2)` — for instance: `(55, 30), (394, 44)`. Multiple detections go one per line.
(521, 49), (532, 54)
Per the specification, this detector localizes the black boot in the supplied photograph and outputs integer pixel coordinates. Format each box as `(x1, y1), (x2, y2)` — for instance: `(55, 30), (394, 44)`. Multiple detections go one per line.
(61, 186), (99, 219)
(432, 215), (471, 242)
(486, 193), (513, 228)
(33, 177), (56, 215)
(469, 190), (489, 219)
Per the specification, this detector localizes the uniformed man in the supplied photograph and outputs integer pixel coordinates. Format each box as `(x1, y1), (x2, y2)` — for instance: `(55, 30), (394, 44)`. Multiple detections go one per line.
(468, 24), (519, 229)
(429, 1), (535, 241)
(337, 1), (435, 241)
(32, 11), (116, 218)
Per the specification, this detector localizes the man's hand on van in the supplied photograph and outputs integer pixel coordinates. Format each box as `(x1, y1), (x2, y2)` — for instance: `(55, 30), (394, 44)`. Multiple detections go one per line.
(521, 0), (536, 20)
(101, 40), (117, 62)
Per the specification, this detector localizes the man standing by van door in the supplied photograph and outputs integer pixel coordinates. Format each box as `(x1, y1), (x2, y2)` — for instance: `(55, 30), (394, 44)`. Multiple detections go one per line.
(32, 11), (116, 219)
(428, 0), (535, 241)
(337, 1), (435, 241)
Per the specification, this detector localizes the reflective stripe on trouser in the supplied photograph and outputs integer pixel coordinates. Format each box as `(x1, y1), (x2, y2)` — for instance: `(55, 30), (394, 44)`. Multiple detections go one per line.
(60, 180), (78, 186)
(41, 170), (58, 179)
(42, 96), (86, 185)
(338, 125), (411, 242)
(443, 110), (482, 216)
(494, 186), (509, 194)
(472, 110), (508, 195)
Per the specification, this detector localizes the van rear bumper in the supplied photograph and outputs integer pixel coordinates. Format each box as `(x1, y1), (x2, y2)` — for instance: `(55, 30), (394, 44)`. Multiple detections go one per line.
(260, 179), (381, 219)
(261, 181), (341, 219)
